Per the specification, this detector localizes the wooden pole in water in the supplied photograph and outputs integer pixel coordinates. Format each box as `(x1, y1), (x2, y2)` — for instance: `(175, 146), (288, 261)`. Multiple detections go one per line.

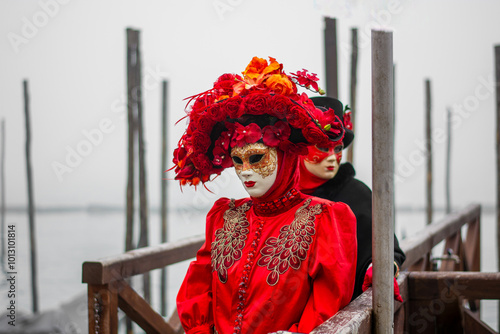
(23, 80), (39, 313)
(160, 79), (169, 316)
(494, 45), (500, 333)
(445, 106), (452, 214)
(324, 17), (338, 98)
(0, 119), (5, 271)
(425, 79), (433, 225)
(125, 28), (137, 254)
(371, 30), (394, 333)
(347, 27), (358, 164)
(134, 28), (151, 304)
(125, 27), (138, 334)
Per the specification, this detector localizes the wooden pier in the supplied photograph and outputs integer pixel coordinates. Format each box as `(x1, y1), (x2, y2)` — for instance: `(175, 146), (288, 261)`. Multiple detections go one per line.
(82, 203), (498, 333)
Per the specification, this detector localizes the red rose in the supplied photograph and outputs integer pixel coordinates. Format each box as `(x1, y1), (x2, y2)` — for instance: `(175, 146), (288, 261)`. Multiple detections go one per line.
(191, 131), (211, 152)
(192, 154), (213, 173)
(213, 73), (239, 97)
(244, 93), (269, 115)
(286, 105), (312, 129)
(302, 124), (330, 147)
(224, 96), (245, 119)
(206, 105), (227, 122)
(268, 95), (291, 119)
(197, 116), (216, 133)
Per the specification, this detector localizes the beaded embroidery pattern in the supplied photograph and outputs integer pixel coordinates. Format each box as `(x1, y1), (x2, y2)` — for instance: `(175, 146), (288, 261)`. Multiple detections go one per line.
(211, 200), (251, 283)
(257, 199), (322, 286)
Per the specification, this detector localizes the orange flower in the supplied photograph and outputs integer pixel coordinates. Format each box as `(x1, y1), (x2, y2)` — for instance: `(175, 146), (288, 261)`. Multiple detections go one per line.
(242, 57), (268, 79)
(261, 57), (282, 76)
(215, 94), (230, 102)
(265, 74), (294, 95)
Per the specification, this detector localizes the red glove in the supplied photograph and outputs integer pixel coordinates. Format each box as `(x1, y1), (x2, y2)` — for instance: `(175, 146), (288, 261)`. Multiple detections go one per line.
(362, 266), (403, 303)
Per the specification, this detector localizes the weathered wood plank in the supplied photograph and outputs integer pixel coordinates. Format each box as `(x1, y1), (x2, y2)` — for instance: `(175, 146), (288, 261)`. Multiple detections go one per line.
(117, 280), (174, 334)
(461, 305), (497, 334)
(167, 307), (184, 334)
(409, 272), (500, 300)
(82, 235), (205, 284)
(400, 203), (480, 270)
(311, 289), (372, 334)
(87, 284), (118, 334)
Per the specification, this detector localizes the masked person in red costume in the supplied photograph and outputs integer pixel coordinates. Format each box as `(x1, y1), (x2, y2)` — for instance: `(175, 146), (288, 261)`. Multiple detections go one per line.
(298, 96), (405, 302)
(173, 57), (357, 334)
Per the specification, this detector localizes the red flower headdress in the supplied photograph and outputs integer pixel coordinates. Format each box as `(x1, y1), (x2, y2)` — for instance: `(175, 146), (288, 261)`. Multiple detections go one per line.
(173, 56), (345, 186)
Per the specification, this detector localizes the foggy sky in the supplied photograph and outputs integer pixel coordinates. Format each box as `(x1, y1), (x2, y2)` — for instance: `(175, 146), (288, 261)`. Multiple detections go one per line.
(1, 0), (499, 212)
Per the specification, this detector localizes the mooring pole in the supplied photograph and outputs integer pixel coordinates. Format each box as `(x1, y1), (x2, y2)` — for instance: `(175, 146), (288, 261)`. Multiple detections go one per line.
(494, 44), (500, 333)
(425, 79), (433, 225)
(445, 106), (452, 214)
(0, 119), (5, 271)
(347, 27), (358, 164)
(23, 80), (39, 314)
(160, 79), (169, 316)
(134, 28), (151, 304)
(324, 17), (338, 98)
(371, 29), (394, 333)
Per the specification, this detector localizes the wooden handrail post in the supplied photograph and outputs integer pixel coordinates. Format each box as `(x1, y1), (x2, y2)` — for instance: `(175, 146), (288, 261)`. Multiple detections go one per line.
(371, 29), (395, 333)
(88, 284), (118, 334)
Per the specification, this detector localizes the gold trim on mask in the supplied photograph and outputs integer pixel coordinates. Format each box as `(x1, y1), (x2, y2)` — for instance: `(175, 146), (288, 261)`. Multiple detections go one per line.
(231, 143), (278, 178)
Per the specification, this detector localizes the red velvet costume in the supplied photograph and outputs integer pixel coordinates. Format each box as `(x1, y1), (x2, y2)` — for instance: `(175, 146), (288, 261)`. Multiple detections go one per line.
(177, 152), (357, 334)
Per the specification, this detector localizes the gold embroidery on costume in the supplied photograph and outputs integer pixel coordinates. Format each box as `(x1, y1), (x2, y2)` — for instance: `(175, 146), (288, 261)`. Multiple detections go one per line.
(211, 200), (251, 283)
(231, 143), (278, 178)
(257, 199), (322, 286)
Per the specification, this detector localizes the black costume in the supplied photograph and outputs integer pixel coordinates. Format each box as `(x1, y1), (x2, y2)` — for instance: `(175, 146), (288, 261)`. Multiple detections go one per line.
(311, 162), (406, 300)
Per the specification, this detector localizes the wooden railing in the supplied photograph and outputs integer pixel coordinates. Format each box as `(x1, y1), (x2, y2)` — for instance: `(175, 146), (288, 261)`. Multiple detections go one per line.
(82, 235), (204, 334)
(83, 203), (490, 334)
(310, 203), (499, 334)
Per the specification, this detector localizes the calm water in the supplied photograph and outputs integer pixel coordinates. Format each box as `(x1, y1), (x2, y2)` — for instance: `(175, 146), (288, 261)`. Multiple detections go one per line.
(0, 205), (498, 331)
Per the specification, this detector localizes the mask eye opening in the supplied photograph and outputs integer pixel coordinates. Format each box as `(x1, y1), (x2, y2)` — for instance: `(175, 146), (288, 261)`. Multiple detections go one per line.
(232, 156), (243, 164)
(249, 154), (264, 164)
(316, 146), (329, 153)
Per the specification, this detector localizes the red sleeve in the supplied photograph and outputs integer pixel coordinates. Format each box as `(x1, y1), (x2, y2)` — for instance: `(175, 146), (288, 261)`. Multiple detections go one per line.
(291, 200), (357, 332)
(176, 198), (230, 334)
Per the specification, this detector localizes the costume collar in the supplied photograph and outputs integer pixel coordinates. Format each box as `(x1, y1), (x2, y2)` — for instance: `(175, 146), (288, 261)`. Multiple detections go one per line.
(252, 188), (304, 216)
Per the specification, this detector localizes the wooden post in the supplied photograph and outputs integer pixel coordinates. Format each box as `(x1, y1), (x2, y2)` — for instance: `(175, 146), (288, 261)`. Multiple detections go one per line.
(134, 28), (151, 304)
(495, 44), (500, 333)
(160, 80), (168, 316)
(23, 80), (39, 313)
(324, 17), (338, 98)
(347, 27), (358, 164)
(392, 64), (396, 229)
(126, 27), (138, 334)
(0, 119), (5, 270)
(446, 106), (452, 214)
(425, 79), (433, 225)
(126, 28), (137, 254)
(371, 30), (394, 334)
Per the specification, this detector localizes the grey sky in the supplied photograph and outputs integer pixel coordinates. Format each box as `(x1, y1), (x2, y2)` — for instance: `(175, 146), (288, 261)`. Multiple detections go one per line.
(1, 0), (499, 211)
